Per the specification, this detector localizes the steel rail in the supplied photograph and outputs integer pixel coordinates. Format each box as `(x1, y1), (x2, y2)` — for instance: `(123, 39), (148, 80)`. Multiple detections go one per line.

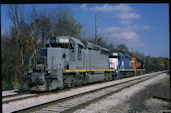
(13, 72), (165, 113)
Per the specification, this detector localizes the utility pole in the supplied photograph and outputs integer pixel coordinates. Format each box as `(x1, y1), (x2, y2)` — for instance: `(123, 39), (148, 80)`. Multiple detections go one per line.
(132, 48), (134, 53)
(132, 48), (134, 56)
(95, 15), (97, 44)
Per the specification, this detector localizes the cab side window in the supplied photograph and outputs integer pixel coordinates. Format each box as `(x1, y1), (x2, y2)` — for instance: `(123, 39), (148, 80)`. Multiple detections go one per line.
(77, 45), (83, 60)
(70, 43), (75, 52)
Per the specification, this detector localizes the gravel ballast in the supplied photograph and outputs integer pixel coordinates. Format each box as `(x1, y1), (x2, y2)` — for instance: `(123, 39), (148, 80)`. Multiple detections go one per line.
(2, 89), (19, 97)
(109, 73), (170, 113)
(73, 73), (169, 113)
(2, 72), (166, 113)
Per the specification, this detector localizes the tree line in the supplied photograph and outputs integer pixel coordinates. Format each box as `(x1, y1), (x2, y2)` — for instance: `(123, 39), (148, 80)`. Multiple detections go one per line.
(1, 5), (170, 90)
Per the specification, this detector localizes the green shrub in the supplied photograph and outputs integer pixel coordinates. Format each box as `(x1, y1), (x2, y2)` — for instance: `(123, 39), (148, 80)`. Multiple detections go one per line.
(2, 80), (13, 91)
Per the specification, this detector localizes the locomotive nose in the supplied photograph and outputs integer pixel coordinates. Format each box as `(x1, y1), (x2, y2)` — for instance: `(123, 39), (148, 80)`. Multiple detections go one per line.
(27, 77), (44, 88)
(25, 72), (46, 89)
(34, 78), (44, 85)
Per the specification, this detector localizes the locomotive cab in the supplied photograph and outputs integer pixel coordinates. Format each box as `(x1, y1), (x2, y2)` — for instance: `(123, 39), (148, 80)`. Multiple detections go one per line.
(109, 52), (119, 69)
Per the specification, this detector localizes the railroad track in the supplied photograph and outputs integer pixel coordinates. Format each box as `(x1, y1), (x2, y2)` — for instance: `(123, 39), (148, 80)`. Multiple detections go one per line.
(2, 79), (129, 104)
(2, 81), (111, 105)
(2, 88), (44, 104)
(2, 89), (33, 104)
(2, 93), (38, 104)
(2, 89), (21, 98)
(11, 71), (167, 113)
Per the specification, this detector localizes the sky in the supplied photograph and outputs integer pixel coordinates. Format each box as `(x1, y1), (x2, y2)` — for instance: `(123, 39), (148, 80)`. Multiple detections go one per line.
(1, 4), (170, 58)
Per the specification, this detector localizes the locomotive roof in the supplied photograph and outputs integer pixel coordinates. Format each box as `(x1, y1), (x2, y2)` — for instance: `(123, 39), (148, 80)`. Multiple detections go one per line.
(58, 36), (109, 52)
(95, 44), (109, 52)
(70, 37), (85, 47)
(112, 52), (131, 58)
(49, 36), (108, 52)
(86, 41), (108, 52)
(54, 36), (85, 47)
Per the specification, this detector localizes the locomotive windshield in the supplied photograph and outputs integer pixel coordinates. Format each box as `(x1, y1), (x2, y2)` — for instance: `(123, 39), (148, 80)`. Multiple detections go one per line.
(50, 37), (69, 48)
(50, 37), (56, 43)
(109, 55), (118, 58)
(50, 43), (69, 48)
(40, 49), (47, 56)
(37, 49), (47, 64)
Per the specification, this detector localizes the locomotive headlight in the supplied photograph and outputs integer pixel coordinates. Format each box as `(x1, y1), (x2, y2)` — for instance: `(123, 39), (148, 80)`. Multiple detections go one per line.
(56, 38), (59, 43)
(29, 70), (33, 73)
(44, 64), (48, 70)
(47, 70), (51, 73)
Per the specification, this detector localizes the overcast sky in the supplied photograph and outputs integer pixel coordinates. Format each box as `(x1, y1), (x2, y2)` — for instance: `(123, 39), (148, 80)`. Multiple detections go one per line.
(1, 4), (170, 58)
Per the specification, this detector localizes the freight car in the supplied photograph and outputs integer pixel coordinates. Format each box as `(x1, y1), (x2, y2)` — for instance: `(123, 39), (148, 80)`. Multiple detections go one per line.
(24, 36), (145, 91)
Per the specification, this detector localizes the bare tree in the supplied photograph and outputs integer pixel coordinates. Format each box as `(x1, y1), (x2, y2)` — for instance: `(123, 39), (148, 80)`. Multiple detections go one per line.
(7, 5), (34, 88)
(51, 7), (82, 38)
(117, 44), (129, 53)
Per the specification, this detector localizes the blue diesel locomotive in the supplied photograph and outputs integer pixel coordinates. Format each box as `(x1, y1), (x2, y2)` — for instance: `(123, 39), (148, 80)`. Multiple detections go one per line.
(109, 52), (134, 79)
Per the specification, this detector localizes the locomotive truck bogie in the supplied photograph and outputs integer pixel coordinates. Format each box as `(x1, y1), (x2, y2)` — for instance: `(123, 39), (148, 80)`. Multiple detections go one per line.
(24, 72), (59, 91)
